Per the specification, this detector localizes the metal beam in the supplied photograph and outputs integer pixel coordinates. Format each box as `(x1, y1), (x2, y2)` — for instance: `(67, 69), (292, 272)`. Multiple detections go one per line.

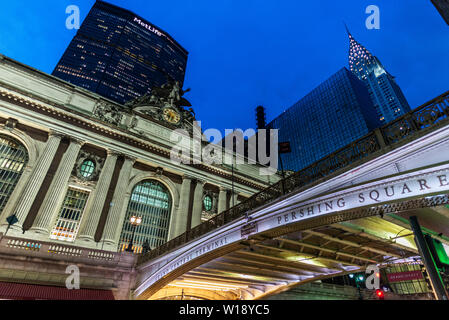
(194, 266), (294, 282)
(230, 249), (327, 273)
(331, 223), (418, 254)
(207, 260), (306, 281)
(304, 230), (402, 258)
(255, 243), (356, 268)
(275, 237), (379, 264)
(235, 250), (342, 273)
(221, 255), (315, 276)
(183, 271), (280, 286)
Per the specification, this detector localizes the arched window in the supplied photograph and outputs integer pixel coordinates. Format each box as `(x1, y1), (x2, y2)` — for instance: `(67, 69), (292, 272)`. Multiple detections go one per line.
(0, 134), (28, 214)
(119, 180), (172, 253)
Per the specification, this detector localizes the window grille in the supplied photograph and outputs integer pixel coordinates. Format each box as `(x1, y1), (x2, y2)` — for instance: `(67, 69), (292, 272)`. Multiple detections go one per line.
(0, 134), (28, 213)
(119, 180), (172, 253)
(50, 187), (90, 242)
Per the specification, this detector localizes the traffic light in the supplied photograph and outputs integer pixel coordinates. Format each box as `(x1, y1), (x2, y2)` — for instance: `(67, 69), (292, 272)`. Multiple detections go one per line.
(375, 289), (385, 300)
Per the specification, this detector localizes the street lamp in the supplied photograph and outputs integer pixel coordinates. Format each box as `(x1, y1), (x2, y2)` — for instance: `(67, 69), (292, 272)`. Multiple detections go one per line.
(125, 215), (142, 253)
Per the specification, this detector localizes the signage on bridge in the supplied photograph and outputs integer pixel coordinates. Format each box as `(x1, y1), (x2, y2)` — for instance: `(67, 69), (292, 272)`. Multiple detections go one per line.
(241, 221), (258, 237)
(269, 170), (449, 230)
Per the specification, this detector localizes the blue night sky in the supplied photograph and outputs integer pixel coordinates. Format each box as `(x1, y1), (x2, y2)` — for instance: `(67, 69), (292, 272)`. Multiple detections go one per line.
(0, 1), (448, 135)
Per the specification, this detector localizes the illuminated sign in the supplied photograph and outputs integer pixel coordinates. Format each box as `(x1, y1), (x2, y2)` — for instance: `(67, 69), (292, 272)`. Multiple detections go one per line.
(387, 271), (423, 283)
(132, 17), (178, 48)
(133, 17), (164, 37)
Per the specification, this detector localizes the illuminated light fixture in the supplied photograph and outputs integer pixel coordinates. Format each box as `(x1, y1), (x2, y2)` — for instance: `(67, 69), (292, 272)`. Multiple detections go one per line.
(130, 215), (142, 225)
(181, 280), (248, 289)
(287, 255), (327, 267)
(125, 215), (142, 252)
(168, 283), (238, 291)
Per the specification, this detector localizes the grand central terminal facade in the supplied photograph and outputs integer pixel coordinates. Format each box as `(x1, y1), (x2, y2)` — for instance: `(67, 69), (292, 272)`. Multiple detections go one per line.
(0, 54), (279, 299)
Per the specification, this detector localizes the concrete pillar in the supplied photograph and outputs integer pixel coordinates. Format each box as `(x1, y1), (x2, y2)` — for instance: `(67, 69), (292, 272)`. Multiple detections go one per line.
(30, 137), (83, 235)
(218, 187), (228, 214)
(101, 156), (135, 250)
(170, 176), (192, 238)
(77, 150), (118, 243)
(191, 180), (205, 229)
(8, 132), (62, 232)
(231, 192), (239, 208)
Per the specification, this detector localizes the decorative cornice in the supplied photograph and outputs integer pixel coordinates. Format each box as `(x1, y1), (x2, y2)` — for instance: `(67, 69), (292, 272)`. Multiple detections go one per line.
(48, 129), (66, 139)
(69, 136), (85, 146)
(106, 149), (122, 157)
(0, 88), (269, 191)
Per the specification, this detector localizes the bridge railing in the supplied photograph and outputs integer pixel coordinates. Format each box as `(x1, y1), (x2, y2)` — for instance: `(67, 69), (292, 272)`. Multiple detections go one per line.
(138, 90), (449, 264)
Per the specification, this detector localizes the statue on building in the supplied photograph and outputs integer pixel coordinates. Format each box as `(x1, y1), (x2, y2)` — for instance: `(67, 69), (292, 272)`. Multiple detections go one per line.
(125, 79), (196, 130)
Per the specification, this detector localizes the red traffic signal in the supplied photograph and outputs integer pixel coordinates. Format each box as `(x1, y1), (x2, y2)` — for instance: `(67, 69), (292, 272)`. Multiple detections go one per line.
(375, 289), (385, 300)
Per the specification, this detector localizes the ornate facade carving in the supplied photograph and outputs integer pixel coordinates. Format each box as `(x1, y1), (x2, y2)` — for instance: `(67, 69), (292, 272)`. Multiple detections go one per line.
(71, 150), (105, 184)
(125, 80), (196, 131)
(93, 101), (124, 126)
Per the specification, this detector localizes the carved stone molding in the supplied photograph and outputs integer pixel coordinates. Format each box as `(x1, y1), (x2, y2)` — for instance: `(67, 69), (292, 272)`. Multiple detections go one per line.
(93, 101), (124, 126)
(4, 118), (18, 131)
(48, 129), (66, 139)
(72, 150), (105, 182)
(155, 167), (164, 176)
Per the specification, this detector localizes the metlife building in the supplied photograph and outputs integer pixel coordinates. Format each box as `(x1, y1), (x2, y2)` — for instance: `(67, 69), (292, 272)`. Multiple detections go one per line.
(52, 0), (189, 104)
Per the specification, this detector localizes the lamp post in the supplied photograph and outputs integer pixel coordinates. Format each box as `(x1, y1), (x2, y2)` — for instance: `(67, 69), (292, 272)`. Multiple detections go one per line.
(126, 215), (142, 253)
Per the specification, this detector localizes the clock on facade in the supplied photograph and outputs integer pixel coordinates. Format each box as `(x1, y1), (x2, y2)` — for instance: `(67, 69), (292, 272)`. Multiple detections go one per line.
(162, 107), (181, 125)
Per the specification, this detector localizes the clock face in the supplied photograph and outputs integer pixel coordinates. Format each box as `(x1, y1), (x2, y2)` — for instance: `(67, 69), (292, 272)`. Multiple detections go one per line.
(162, 107), (181, 125)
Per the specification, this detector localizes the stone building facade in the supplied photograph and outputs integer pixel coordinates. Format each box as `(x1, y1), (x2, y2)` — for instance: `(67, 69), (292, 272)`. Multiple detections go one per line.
(0, 54), (279, 299)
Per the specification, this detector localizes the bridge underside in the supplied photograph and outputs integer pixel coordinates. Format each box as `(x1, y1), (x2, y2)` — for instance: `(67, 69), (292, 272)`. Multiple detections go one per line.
(147, 203), (449, 300)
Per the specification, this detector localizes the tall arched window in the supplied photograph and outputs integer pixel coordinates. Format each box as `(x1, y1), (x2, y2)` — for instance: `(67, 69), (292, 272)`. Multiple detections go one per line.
(0, 134), (28, 214)
(119, 180), (172, 253)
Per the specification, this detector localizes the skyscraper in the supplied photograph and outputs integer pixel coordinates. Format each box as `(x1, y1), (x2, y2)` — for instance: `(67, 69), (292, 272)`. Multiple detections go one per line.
(267, 68), (381, 171)
(347, 29), (411, 124)
(53, 0), (188, 104)
(431, 0), (449, 25)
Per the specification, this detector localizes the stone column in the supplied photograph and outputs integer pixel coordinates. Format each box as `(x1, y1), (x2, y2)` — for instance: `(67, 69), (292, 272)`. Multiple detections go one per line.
(100, 156), (135, 249)
(170, 176), (192, 238)
(218, 187), (228, 214)
(0, 165), (33, 225)
(77, 150), (118, 243)
(29, 137), (83, 235)
(230, 192), (240, 208)
(191, 180), (205, 229)
(8, 132), (62, 232)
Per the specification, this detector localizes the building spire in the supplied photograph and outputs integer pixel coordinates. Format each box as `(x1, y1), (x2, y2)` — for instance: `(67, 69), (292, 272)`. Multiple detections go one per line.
(343, 21), (351, 37)
(347, 28), (375, 75)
